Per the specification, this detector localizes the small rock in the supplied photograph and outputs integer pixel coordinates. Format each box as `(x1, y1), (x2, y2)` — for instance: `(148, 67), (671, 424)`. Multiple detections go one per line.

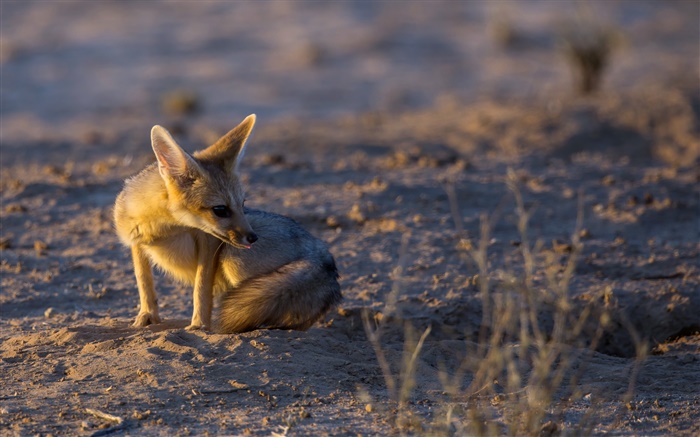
(92, 161), (111, 175)
(326, 216), (341, 228)
(552, 239), (573, 254)
(81, 130), (102, 145)
(34, 240), (48, 254)
(539, 421), (559, 437)
(347, 204), (366, 224)
(4, 203), (26, 213)
(132, 410), (151, 420)
(601, 175), (615, 186)
(42, 165), (63, 176)
(228, 380), (249, 390)
(0, 237), (11, 249)
(260, 153), (285, 166)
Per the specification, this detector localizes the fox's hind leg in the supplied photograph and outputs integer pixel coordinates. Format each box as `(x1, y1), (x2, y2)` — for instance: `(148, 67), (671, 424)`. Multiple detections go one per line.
(217, 259), (341, 333)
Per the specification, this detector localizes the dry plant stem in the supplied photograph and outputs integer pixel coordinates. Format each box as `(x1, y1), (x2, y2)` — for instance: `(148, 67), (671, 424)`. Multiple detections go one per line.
(475, 215), (494, 352)
(458, 173), (599, 434)
(85, 408), (123, 425)
(508, 175), (561, 432)
(443, 181), (466, 238)
(399, 323), (431, 410)
(361, 231), (435, 434)
(506, 169), (542, 346)
(440, 173), (649, 435)
(444, 180), (494, 354)
(445, 179), (505, 430)
(618, 313), (649, 404)
(362, 311), (397, 404)
(362, 233), (411, 401)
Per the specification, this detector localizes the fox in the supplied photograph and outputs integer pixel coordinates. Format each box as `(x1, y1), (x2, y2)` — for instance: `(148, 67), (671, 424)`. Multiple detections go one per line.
(113, 114), (341, 333)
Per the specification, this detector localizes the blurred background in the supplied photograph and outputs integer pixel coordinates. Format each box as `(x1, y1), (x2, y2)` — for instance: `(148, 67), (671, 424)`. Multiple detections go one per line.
(1, 0), (697, 157)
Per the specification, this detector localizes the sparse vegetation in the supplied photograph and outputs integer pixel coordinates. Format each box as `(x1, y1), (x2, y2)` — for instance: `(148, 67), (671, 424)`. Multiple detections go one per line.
(488, 3), (518, 49)
(560, 19), (620, 95)
(363, 170), (649, 436)
(161, 89), (201, 116)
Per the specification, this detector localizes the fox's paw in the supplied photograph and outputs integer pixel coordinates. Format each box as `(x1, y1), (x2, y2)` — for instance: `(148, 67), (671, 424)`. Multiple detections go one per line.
(185, 323), (209, 332)
(133, 311), (161, 327)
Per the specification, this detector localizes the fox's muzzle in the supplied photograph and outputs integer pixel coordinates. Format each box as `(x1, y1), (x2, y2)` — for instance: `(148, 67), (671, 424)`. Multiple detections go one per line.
(245, 232), (258, 245)
(227, 229), (258, 249)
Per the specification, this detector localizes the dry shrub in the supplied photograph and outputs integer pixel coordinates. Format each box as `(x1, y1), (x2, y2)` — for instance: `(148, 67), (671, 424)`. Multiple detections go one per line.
(362, 234), (433, 431)
(365, 170), (646, 436)
(559, 17), (621, 95)
(439, 170), (601, 435)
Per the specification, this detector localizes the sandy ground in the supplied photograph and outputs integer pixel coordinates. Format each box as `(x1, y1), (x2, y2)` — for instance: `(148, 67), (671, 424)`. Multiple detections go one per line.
(1, 1), (699, 436)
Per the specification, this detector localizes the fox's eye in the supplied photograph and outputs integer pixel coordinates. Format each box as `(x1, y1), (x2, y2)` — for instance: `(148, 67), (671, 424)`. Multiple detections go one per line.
(212, 205), (232, 218)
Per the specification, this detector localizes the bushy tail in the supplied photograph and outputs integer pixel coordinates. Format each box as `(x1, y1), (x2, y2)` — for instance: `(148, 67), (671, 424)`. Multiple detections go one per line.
(216, 258), (341, 333)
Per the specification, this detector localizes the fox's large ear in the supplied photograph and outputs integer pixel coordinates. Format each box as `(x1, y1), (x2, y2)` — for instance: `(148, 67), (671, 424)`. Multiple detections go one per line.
(151, 125), (200, 182)
(198, 114), (256, 173)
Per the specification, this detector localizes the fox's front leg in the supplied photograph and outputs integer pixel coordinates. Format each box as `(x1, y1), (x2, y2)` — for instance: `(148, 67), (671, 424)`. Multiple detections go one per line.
(187, 236), (219, 331)
(131, 244), (161, 327)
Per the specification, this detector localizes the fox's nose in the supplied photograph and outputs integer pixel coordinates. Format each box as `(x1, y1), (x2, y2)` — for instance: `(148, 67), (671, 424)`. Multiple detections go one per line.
(246, 232), (258, 245)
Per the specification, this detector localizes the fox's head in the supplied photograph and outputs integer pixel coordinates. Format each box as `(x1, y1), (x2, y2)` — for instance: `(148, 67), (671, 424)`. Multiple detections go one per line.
(151, 114), (258, 249)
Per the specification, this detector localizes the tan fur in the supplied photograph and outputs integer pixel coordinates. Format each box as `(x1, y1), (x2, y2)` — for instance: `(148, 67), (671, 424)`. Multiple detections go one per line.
(114, 115), (341, 332)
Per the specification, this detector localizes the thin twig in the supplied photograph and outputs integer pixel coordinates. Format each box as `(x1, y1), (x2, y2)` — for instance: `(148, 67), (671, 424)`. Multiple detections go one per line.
(362, 309), (397, 400)
(85, 408), (123, 424)
(399, 325), (432, 407)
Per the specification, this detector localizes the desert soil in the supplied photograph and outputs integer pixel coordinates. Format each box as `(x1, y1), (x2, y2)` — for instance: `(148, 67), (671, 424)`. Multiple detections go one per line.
(1, 1), (699, 436)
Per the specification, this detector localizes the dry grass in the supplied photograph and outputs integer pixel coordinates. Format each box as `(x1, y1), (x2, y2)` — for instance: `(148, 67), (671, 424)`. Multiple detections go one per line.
(364, 169), (648, 436)
(362, 234), (433, 431)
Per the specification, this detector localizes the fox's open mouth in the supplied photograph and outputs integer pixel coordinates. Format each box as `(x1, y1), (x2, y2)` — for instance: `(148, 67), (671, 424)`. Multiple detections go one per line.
(229, 240), (252, 250)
